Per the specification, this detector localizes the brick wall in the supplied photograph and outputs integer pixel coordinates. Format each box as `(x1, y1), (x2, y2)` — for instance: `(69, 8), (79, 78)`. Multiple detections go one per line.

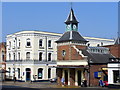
(104, 44), (120, 58)
(0, 42), (6, 61)
(57, 45), (86, 60)
(89, 64), (107, 86)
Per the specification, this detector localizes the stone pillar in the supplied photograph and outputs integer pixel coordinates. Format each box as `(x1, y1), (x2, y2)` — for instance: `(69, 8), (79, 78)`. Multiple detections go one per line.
(68, 69), (70, 85)
(75, 69), (78, 86)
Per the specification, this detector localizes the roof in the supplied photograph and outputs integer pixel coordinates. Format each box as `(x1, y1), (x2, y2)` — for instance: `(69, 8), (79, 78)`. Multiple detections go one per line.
(114, 37), (120, 45)
(65, 8), (79, 24)
(82, 49), (114, 63)
(56, 31), (88, 43)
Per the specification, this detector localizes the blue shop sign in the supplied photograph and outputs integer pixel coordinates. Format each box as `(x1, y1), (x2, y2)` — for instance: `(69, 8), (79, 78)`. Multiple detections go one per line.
(94, 72), (102, 78)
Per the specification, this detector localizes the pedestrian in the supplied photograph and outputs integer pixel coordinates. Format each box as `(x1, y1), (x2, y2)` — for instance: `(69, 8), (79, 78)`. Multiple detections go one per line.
(61, 77), (65, 86)
(99, 79), (104, 87)
(14, 77), (16, 83)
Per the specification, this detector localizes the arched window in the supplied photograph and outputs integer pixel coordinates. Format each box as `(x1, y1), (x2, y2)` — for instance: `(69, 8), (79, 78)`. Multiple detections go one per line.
(48, 68), (51, 78)
(26, 38), (31, 46)
(38, 68), (43, 79)
(18, 68), (20, 78)
(26, 52), (30, 60)
(39, 52), (42, 61)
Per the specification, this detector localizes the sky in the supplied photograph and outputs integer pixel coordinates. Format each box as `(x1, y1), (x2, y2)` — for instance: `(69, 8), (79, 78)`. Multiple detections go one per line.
(2, 2), (118, 42)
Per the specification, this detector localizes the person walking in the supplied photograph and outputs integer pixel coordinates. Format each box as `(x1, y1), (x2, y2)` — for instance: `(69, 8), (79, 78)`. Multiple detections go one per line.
(61, 77), (65, 86)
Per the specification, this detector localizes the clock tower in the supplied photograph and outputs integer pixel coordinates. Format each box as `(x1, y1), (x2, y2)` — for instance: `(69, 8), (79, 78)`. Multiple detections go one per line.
(56, 7), (88, 86)
(65, 8), (79, 32)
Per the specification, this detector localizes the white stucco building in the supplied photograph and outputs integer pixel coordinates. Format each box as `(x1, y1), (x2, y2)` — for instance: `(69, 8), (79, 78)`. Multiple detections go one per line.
(108, 58), (120, 86)
(6, 30), (114, 82)
(6, 31), (61, 81)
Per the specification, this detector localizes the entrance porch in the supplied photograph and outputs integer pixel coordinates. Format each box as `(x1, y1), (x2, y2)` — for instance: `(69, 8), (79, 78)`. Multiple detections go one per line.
(57, 67), (87, 86)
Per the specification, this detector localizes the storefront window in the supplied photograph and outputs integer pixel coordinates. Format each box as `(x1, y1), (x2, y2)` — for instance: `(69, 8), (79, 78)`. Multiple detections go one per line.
(113, 70), (120, 83)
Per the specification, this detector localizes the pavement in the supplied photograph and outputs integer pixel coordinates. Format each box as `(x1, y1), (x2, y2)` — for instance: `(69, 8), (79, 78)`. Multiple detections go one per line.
(0, 81), (119, 90)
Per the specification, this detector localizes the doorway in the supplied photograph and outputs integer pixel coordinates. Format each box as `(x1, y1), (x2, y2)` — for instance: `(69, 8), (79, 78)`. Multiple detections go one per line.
(64, 70), (68, 85)
(77, 70), (81, 86)
(26, 68), (31, 81)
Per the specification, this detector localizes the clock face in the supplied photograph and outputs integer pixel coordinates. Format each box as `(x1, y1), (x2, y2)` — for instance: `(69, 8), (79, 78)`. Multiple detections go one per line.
(62, 50), (66, 56)
(73, 25), (77, 29)
(67, 25), (70, 29)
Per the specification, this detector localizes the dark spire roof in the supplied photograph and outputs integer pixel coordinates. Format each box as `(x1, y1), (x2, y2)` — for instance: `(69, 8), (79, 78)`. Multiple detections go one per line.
(114, 37), (120, 45)
(56, 31), (88, 43)
(65, 8), (79, 24)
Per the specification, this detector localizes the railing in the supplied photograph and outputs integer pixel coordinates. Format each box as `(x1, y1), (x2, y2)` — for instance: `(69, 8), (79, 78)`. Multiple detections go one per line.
(6, 60), (57, 64)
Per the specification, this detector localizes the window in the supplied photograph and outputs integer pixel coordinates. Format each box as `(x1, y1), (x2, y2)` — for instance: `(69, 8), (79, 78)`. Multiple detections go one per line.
(18, 68), (20, 78)
(8, 68), (11, 77)
(2, 51), (4, 61)
(48, 68), (51, 78)
(39, 52), (42, 61)
(39, 39), (42, 47)
(9, 53), (11, 60)
(48, 40), (51, 47)
(38, 68), (43, 79)
(26, 52), (30, 60)
(13, 53), (15, 60)
(18, 40), (20, 47)
(9, 41), (11, 49)
(101, 42), (103, 46)
(18, 52), (20, 60)
(26, 38), (31, 47)
(113, 70), (120, 83)
(48, 53), (51, 61)
(13, 40), (15, 48)
(62, 50), (66, 57)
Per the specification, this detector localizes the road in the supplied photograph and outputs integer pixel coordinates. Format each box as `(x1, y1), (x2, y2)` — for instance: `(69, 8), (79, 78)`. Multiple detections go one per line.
(0, 81), (119, 90)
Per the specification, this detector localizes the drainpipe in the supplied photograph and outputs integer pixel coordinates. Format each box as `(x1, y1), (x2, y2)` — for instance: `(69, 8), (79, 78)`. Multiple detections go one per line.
(45, 36), (47, 61)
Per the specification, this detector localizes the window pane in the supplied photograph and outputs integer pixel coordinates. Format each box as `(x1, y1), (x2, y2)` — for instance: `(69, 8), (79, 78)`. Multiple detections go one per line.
(39, 39), (42, 47)
(38, 68), (43, 79)
(48, 53), (51, 61)
(26, 52), (30, 60)
(48, 40), (51, 47)
(113, 70), (120, 83)
(39, 52), (42, 61)
(26, 38), (31, 46)
(48, 68), (51, 78)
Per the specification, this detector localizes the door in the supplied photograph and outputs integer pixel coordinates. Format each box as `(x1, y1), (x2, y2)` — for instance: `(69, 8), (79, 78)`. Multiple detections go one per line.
(77, 70), (81, 86)
(26, 68), (31, 81)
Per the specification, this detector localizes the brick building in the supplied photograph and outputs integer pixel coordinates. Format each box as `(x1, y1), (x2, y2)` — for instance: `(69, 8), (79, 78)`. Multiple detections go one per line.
(56, 8), (114, 87)
(0, 42), (6, 81)
(105, 37), (120, 87)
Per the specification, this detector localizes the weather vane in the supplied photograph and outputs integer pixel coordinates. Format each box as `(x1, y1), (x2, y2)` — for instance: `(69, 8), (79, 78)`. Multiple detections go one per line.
(70, 2), (73, 9)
